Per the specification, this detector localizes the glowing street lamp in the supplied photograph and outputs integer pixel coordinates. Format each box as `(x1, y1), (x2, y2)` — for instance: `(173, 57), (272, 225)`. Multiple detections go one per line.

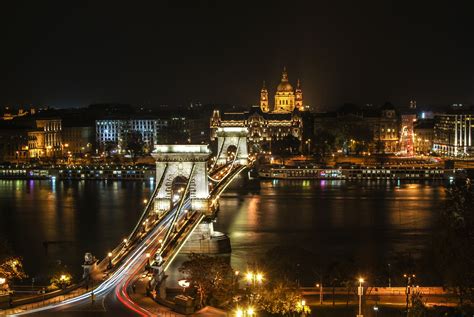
(0, 277), (6, 285)
(178, 279), (190, 293)
(316, 283), (323, 304)
(107, 252), (113, 269)
(404, 273), (416, 317)
(235, 306), (255, 317)
(357, 277), (365, 317)
(245, 271), (264, 285)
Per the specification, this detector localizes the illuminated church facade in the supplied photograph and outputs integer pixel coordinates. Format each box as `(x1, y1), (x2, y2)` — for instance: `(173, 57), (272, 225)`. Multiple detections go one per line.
(211, 68), (303, 150)
(260, 67), (304, 113)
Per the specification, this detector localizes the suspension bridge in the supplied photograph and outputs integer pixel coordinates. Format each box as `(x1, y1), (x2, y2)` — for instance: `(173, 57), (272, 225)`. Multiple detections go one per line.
(10, 127), (251, 316)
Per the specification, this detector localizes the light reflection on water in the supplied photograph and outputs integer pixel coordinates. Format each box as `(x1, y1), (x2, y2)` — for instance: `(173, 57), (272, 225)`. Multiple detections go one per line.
(213, 179), (445, 285)
(0, 179), (445, 285)
(0, 180), (149, 282)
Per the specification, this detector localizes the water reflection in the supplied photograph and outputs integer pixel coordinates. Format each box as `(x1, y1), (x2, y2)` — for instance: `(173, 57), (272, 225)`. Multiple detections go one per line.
(216, 179), (445, 284)
(0, 179), (445, 286)
(0, 180), (150, 282)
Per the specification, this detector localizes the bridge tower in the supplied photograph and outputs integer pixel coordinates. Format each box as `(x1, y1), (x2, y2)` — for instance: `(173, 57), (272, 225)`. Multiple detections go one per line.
(215, 127), (248, 165)
(151, 144), (211, 214)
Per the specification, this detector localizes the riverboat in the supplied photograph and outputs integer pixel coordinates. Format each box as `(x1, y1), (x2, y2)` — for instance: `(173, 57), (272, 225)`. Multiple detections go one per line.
(258, 165), (452, 180)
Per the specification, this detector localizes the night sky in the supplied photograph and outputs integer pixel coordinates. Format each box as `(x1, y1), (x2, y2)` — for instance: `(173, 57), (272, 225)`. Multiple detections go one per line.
(1, 1), (474, 110)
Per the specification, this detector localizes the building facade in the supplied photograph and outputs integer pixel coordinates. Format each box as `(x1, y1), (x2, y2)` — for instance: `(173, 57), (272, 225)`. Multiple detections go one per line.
(433, 113), (473, 157)
(211, 69), (305, 152)
(62, 126), (94, 156)
(96, 118), (168, 153)
(27, 119), (62, 159)
(260, 68), (304, 113)
(414, 119), (434, 155)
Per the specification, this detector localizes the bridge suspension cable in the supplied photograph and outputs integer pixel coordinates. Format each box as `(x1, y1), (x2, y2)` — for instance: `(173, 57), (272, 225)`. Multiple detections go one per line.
(127, 163), (169, 243)
(209, 136), (226, 172)
(160, 163), (196, 250)
(208, 137), (241, 183)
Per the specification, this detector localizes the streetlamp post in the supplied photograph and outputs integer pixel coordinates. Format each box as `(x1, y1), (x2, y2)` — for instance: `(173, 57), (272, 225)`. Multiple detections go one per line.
(404, 273), (415, 317)
(316, 283), (323, 304)
(107, 252), (113, 269)
(388, 263), (391, 288)
(357, 278), (364, 317)
(300, 299), (307, 317)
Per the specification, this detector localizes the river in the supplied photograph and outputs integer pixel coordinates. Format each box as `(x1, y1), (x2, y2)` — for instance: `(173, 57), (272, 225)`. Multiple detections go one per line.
(0, 178), (445, 286)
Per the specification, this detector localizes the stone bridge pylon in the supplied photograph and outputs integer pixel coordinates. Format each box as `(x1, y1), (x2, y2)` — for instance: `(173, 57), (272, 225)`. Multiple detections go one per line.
(151, 144), (211, 215)
(215, 127), (249, 165)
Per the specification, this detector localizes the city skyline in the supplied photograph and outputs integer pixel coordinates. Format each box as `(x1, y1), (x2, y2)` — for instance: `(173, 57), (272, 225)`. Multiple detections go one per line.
(2, 1), (474, 109)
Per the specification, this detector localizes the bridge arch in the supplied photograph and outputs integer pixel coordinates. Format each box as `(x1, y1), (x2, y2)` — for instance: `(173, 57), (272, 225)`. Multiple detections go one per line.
(215, 127), (248, 165)
(151, 144), (210, 214)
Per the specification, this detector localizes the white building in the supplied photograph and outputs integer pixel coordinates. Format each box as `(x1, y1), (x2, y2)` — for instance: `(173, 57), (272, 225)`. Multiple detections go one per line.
(433, 113), (473, 157)
(96, 119), (168, 153)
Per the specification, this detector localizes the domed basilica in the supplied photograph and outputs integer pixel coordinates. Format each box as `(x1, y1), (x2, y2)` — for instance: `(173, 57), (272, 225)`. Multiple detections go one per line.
(260, 67), (304, 113)
(210, 68), (304, 149)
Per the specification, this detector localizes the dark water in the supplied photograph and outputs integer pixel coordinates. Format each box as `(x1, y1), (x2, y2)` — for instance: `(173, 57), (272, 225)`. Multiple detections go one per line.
(216, 178), (445, 285)
(0, 178), (445, 286)
(0, 179), (149, 283)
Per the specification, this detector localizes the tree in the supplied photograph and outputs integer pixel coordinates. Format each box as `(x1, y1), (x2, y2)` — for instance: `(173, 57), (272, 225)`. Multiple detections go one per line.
(435, 180), (474, 306)
(50, 272), (72, 290)
(271, 135), (301, 155)
(103, 141), (117, 157)
(179, 254), (235, 308)
(258, 283), (310, 315)
(313, 130), (336, 161)
(409, 289), (427, 317)
(49, 262), (72, 290)
(122, 130), (145, 162)
(0, 241), (27, 290)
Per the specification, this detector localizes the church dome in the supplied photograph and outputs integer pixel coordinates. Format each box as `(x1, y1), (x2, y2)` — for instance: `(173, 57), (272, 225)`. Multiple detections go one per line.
(277, 81), (293, 92)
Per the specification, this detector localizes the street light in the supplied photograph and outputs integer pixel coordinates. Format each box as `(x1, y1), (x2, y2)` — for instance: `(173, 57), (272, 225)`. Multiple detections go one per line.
(404, 273), (416, 317)
(357, 277), (364, 317)
(316, 283), (323, 304)
(245, 271), (264, 285)
(235, 306), (255, 317)
(107, 252), (113, 269)
(300, 299), (308, 316)
(373, 305), (379, 317)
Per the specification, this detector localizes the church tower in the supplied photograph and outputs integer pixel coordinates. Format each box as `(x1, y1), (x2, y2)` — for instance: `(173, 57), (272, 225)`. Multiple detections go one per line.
(295, 79), (303, 111)
(260, 81), (270, 112)
(273, 67), (295, 113)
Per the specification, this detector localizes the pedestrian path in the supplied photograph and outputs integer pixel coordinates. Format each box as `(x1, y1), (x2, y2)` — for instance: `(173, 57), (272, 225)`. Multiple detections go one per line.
(129, 276), (183, 317)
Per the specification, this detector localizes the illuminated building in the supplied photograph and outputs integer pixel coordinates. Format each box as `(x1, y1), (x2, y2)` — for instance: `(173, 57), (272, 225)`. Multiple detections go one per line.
(62, 126), (94, 155)
(366, 103), (399, 153)
(414, 119), (434, 155)
(27, 119), (62, 158)
(96, 118), (168, 152)
(399, 114), (417, 156)
(433, 112), (473, 157)
(211, 106), (302, 151)
(261, 67), (305, 113)
(211, 68), (304, 151)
